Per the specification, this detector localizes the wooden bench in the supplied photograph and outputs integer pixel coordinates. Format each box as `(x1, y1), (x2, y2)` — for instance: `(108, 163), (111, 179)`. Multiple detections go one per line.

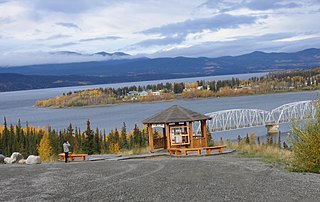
(184, 148), (203, 155)
(168, 148), (182, 155)
(168, 148), (203, 155)
(168, 145), (227, 156)
(58, 153), (88, 161)
(203, 145), (226, 155)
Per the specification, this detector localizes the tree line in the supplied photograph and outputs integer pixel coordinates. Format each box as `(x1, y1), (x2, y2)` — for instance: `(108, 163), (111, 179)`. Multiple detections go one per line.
(36, 67), (320, 108)
(0, 118), (148, 159)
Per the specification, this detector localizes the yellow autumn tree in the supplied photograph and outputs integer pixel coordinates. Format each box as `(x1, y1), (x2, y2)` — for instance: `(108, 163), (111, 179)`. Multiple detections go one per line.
(38, 131), (54, 162)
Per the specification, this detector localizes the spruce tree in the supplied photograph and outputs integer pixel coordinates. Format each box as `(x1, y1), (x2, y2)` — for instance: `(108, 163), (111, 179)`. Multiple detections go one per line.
(120, 122), (128, 149)
(94, 128), (101, 154)
(84, 119), (94, 154)
(2, 117), (9, 156)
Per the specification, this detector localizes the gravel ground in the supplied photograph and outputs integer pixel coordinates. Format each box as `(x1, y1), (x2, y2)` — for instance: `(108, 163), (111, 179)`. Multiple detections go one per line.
(0, 154), (319, 202)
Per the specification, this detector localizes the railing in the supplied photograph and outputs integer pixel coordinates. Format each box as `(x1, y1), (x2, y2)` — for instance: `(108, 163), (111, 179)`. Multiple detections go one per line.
(192, 137), (206, 148)
(154, 137), (165, 149)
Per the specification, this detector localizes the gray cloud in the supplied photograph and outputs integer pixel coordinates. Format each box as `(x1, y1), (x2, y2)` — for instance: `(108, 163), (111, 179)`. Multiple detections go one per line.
(142, 14), (259, 37)
(79, 36), (121, 42)
(150, 33), (320, 58)
(0, 51), (135, 67)
(45, 34), (71, 40)
(0, 17), (14, 24)
(51, 42), (78, 48)
(133, 36), (185, 48)
(246, 0), (300, 11)
(56, 22), (81, 29)
(202, 0), (300, 12)
(26, 0), (112, 14)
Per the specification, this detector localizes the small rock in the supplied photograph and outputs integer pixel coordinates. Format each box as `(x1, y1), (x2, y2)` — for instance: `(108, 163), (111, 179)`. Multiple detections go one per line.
(4, 157), (15, 164)
(18, 159), (26, 164)
(0, 154), (5, 164)
(10, 152), (23, 162)
(26, 155), (41, 164)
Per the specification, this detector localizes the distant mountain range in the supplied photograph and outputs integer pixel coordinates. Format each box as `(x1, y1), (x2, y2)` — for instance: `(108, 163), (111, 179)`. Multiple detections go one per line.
(50, 51), (130, 57)
(0, 48), (320, 92)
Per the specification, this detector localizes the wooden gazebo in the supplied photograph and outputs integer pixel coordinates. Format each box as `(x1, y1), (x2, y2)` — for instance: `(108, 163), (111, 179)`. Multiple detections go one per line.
(143, 105), (212, 153)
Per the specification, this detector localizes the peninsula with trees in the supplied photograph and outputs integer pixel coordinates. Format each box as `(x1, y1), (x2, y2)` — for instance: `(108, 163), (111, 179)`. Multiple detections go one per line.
(36, 67), (320, 108)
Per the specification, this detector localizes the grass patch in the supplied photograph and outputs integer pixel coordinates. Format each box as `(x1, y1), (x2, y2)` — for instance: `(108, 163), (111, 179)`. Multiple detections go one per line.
(119, 147), (149, 155)
(225, 133), (293, 166)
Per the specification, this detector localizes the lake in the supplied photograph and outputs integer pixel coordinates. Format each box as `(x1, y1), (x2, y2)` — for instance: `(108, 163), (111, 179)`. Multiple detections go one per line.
(0, 72), (318, 141)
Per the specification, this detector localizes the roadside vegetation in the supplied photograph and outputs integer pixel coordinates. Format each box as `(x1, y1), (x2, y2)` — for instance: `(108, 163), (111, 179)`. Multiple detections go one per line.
(226, 103), (320, 173)
(0, 119), (149, 162)
(36, 67), (320, 108)
(290, 101), (320, 173)
(226, 133), (293, 165)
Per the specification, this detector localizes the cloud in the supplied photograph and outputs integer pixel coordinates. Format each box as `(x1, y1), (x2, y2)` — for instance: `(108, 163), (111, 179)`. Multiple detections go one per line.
(51, 42), (78, 48)
(246, 0), (300, 11)
(202, 0), (301, 12)
(150, 33), (320, 58)
(25, 0), (112, 14)
(45, 34), (71, 40)
(142, 14), (259, 37)
(79, 36), (122, 42)
(0, 51), (135, 67)
(132, 36), (185, 48)
(0, 16), (14, 24)
(56, 22), (80, 29)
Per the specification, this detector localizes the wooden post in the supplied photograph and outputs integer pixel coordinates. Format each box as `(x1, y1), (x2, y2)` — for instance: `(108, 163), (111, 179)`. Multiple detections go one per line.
(163, 127), (167, 149)
(166, 123), (171, 150)
(189, 121), (193, 148)
(201, 120), (208, 147)
(148, 124), (154, 153)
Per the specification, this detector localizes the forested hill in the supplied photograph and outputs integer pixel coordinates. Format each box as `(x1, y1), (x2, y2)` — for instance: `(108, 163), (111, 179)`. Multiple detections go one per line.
(1, 48), (320, 76)
(0, 72), (197, 92)
(0, 48), (320, 92)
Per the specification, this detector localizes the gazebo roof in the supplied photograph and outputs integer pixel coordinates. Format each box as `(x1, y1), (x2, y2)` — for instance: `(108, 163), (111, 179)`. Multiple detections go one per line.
(143, 105), (211, 124)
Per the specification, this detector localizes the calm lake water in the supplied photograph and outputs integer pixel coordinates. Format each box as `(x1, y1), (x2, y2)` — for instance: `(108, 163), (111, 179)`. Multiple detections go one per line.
(0, 72), (318, 141)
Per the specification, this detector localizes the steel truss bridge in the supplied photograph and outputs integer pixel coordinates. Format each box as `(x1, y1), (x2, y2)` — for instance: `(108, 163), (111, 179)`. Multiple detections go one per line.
(195, 100), (317, 134)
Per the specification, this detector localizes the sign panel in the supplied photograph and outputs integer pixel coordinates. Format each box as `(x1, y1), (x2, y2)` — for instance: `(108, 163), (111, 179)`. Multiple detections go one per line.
(152, 124), (165, 128)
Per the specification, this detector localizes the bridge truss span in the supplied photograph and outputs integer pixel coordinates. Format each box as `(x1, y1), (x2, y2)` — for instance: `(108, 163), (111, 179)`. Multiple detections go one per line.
(270, 100), (316, 124)
(195, 100), (317, 134)
(205, 109), (270, 132)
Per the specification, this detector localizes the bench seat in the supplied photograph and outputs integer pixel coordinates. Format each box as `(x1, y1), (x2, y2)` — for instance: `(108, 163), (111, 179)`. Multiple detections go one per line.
(168, 145), (226, 156)
(203, 145), (226, 155)
(58, 153), (88, 161)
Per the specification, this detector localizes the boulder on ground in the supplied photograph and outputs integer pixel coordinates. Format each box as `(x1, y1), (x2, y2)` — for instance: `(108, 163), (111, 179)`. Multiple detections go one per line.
(4, 157), (15, 164)
(0, 154), (5, 164)
(10, 152), (23, 162)
(26, 155), (41, 164)
(18, 159), (26, 164)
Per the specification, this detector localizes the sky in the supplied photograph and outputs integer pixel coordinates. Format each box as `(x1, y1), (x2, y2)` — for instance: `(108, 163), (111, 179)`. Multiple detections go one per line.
(0, 0), (320, 66)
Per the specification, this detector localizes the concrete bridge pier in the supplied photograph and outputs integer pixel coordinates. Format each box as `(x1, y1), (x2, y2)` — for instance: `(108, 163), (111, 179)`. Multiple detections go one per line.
(265, 123), (279, 144)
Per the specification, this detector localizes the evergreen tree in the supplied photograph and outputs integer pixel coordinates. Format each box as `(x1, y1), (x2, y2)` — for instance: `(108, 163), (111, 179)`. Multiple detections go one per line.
(133, 124), (140, 147)
(94, 128), (101, 154)
(2, 117), (10, 156)
(245, 133), (250, 144)
(120, 122), (128, 149)
(84, 119), (94, 154)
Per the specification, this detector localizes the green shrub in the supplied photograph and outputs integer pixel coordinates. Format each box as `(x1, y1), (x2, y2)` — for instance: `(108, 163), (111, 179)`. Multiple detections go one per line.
(290, 102), (320, 173)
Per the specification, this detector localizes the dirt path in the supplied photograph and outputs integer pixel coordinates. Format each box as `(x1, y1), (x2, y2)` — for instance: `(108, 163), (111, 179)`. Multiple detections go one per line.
(0, 154), (319, 201)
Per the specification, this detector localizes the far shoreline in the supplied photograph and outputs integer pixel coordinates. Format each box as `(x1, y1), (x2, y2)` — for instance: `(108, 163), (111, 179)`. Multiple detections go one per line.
(34, 88), (320, 109)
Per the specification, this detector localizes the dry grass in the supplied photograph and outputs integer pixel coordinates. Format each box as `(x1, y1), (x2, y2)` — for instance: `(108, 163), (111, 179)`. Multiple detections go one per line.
(226, 132), (293, 165)
(118, 147), (149, 155)
(230, 142), (292, 164)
